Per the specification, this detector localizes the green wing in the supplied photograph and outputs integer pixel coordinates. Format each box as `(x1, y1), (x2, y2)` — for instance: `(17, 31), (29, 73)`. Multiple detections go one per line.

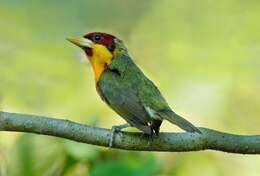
(98, 66), (153, 134)
(100, 53), (169, 111)
(98, 52), (171, 133)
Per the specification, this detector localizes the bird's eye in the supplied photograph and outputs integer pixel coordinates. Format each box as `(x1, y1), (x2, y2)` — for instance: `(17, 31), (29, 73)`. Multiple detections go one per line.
(93, 34), (102, 42)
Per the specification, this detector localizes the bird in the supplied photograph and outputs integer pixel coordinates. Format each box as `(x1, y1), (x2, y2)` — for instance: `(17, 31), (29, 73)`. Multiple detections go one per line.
(67, 32), (201, 146)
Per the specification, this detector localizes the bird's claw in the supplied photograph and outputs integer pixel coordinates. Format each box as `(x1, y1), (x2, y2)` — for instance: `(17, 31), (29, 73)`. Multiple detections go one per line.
(109, 126), (117, 148)
(109, 124), (129, 148)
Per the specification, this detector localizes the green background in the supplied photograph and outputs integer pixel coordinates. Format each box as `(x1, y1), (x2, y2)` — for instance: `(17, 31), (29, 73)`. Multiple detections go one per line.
(1, 0), (260, 175)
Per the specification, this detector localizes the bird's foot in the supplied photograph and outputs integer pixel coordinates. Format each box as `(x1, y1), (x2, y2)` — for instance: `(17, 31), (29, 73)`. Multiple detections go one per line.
(140, 128), (159, 142)
(109, 123), (129, 148)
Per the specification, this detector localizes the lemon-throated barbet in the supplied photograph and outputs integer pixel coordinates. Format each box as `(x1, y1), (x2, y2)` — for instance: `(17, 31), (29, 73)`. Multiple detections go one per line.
(68, 32), (201, 141)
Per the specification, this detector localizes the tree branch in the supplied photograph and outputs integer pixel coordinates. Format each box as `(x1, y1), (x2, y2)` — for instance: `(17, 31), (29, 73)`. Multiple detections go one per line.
(0, 111), (260, 154)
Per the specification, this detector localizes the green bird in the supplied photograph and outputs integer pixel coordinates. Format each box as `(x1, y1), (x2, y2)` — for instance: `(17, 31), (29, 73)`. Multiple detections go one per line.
(68, 32), (200, 146)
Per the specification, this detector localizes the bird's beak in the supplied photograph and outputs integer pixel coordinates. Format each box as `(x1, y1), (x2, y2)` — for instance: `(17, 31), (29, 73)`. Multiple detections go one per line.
(67, 36), (93, 48)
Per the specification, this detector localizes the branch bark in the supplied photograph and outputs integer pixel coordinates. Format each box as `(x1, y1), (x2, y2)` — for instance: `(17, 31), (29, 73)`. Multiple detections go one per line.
(0, 111), (260, 154)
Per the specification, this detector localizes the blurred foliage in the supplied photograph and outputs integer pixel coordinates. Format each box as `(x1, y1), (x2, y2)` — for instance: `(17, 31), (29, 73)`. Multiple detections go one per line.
(0, 0), (260, 175)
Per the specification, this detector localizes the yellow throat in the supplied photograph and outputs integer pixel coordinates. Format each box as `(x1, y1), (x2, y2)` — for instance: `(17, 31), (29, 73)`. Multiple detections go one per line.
(87, 44), (113, 82)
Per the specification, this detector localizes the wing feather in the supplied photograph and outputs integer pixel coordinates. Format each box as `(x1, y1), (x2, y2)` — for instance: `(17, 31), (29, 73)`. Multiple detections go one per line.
(98, 69), (150, 128)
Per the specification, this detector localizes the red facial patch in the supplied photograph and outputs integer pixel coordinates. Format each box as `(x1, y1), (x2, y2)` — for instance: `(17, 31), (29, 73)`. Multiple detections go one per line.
(84, 32), (115, 50)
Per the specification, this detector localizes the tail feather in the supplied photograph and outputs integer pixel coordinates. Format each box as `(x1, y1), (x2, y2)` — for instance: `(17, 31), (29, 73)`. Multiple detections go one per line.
(159, 109), (201, 133)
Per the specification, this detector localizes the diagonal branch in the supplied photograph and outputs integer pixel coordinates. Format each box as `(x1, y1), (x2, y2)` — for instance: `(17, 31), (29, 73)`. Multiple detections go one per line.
(0, 111), (260, 154)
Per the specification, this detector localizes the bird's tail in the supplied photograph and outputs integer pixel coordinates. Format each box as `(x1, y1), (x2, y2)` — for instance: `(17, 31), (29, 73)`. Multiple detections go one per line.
(159, 109), (201, 133)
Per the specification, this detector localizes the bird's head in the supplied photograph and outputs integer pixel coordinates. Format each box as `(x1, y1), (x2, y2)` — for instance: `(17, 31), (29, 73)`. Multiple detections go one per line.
(67, 32), (126, 81)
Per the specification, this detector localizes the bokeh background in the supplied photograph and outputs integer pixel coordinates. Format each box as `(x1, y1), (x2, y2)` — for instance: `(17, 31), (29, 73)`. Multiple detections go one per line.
(1, 0), (260, 175)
